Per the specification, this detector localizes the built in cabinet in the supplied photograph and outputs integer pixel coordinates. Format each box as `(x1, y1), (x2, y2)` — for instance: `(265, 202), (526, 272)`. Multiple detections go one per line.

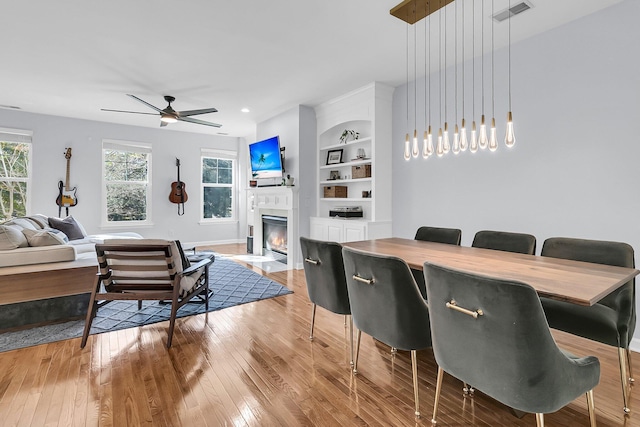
(310, 82), (393, 243)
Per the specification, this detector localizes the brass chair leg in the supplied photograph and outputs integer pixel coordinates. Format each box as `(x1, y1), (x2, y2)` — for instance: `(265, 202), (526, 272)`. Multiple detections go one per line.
(391, 347), (398, 355)
(344, 315), (347, 327)
(349, 315), (354, 366)
(618, 347), (631, 413)
(535, 413), (544, 427)
(627, 347), (635, 384)
(353, 329), (362, 374)
(309, 303), (316, 341)
(463, 382), (475, 396)
(411, 350), (421, 419)
(431, 366), (444, 425)
(586, 389), (597, 427)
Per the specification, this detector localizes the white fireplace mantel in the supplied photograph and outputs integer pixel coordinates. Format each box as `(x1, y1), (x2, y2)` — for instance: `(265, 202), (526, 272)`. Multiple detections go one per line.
(248, 186), (299, 269)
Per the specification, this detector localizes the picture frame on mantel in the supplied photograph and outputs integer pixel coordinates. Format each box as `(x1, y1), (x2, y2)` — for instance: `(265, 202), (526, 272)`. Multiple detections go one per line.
(326, 149), (343, 165)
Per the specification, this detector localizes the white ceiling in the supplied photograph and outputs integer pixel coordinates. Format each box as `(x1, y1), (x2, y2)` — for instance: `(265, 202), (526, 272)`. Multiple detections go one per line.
(1, 0), (622, 137)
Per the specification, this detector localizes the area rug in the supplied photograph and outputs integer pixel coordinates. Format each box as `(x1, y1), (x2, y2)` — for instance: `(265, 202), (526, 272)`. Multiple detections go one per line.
(0, 255), (292, 352)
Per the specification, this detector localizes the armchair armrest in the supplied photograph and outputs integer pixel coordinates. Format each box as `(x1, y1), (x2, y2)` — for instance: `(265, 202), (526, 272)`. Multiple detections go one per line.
(180, 256), (214, 276)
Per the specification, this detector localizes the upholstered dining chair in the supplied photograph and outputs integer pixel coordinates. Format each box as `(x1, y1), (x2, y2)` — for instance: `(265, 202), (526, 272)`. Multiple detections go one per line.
(299, 237), (353, 365)
(80, 239), (214, 349)
(423, 262), (600, 427)
(342, 246), (432, 419)
(412, 226), (462, 299)
(540, 237), (635, 414)
(471, 230), (536, 255)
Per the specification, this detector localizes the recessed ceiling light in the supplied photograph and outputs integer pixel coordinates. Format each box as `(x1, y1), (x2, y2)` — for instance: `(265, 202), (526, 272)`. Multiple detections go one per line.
(217, 132), (229, 136)
(241, 108), (250, 113)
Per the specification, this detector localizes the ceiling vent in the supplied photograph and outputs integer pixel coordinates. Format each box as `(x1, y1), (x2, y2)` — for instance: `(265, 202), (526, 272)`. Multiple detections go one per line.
(493, 1), (533, 22)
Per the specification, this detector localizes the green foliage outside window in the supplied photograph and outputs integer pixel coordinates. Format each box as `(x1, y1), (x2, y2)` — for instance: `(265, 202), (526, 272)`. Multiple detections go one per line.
(104, 149), (148, 222)
(0, 141), (29, 221)
(202, 157), (233, 219)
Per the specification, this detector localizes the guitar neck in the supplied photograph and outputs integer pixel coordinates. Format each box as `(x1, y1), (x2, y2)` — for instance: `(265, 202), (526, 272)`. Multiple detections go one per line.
(65, 158), (71, 191)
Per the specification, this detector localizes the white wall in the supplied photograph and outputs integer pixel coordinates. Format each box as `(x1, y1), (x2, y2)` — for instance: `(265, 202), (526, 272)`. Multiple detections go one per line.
(0, 109), (244, 246)
(392, 1), (640, 343)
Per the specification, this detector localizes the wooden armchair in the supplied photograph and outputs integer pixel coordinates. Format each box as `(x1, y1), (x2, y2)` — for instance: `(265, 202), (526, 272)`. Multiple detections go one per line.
(80, 239), (214, 349)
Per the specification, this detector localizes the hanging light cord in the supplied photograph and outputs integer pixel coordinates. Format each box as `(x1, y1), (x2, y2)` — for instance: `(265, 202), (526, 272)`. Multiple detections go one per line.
(406, 23), (409, 131)
(481, 0), (484, 116)
(424, 1), (427, 128)
(444, 1), (447, 124)
(472, 0), (475, 119)
(508, 0), (512, 111)
(462, 0), (465, 120)
(455, 0), (458, 126)
(492, 0), (495, 118)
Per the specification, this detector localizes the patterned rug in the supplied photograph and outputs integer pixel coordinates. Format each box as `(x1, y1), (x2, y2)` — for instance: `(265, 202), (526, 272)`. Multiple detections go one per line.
(0, 255), (292, 352)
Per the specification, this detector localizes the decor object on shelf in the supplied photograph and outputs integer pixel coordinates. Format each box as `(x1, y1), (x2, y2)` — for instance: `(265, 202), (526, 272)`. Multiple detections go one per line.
(284, 175), (295, 187)
(339, 130), (360, 144)
(326, 149), (343, 165)
(352, 164), (371, 179)
(329, 170), (341, 180)
(356, 148), (366, 159)
(324, 186), (348, 198)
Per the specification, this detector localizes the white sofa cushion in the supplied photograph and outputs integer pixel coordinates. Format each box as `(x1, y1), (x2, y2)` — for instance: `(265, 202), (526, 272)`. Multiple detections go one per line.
(0, 245), (76, 267)
(0, 225), (28, 249)
(22, 228), (68, 247)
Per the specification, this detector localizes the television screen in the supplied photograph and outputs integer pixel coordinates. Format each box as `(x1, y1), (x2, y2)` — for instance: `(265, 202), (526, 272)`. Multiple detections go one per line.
(249, 136), (283, 179)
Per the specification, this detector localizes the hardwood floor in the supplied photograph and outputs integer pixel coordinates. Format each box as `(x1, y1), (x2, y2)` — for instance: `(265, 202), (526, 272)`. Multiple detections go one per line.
(0, 242), (638, 426)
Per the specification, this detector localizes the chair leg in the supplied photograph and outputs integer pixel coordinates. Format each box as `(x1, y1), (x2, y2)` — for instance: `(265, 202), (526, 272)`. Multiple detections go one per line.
(411, 350), (420, 419)
(627, 347), (634, 383)
(431, 366), (444, 425)
(618, 347), (631, 413)
(586, 389), (597, 427)
(463, 382), (475, 396)
(535, 413), (544, 427)
(349, 315), (354, 367)
(391, 347), (398, 355)
(309, 303), (316, 341)
(166, 292), (180, 348)
(80, 277), (101, 349)
(138, 300), (142, 310)
(353, 329), (362, 374)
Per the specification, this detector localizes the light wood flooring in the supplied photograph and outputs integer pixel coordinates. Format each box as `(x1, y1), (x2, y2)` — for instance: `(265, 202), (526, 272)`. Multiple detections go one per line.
(0, 243), (638, 426)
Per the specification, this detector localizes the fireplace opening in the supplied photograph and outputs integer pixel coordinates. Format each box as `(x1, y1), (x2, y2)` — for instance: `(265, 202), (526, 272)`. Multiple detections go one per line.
(262, 215), (287, 264)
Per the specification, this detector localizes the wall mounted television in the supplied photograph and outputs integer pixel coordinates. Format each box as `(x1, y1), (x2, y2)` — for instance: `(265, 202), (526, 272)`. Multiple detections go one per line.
(249, 136), (284, 181)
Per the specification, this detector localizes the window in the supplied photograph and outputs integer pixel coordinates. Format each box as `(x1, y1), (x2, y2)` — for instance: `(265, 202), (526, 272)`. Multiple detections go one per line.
(201, 149), (236, 221)
(102, 140), (151, 224)
(0, 129), (32, 221)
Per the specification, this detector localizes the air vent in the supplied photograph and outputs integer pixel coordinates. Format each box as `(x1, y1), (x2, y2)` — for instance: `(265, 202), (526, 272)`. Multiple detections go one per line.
(493, 1), (533, 22)
(0, 105), (21, 110)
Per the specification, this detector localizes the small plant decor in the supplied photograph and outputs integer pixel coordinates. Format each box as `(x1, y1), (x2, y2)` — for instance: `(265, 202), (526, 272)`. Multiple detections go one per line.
(339, 130), (359, 144)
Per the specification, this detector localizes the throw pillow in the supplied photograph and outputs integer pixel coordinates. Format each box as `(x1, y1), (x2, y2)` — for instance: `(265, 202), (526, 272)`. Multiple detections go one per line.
(48, 216), (86, 241)
(26, 214), (49, 229)
(4, 218), (38, 231)
(0, 224), (29, 249)
(22, 228), (67, 247)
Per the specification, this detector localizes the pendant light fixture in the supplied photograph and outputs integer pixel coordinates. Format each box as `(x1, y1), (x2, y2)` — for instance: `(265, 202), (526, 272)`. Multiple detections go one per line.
(459, 0), (468, 152)
(505, 0), (516, 147)
(478, 0), (489, 150)
(436, 0), (444, 158)
(412, 10), (420, 159)
(488, 0), (499, 152)
(404, 23), (411, 161)
(452, 0), (460, 155)
(442, 0), (450, 155)
(423, 4), (434, 159)
(469, 0), (479, 153)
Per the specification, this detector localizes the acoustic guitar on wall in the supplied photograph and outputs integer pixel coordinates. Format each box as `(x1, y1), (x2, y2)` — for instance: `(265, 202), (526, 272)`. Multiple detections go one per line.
(56, 147), (78, 216)
(169, 158), (187, 215)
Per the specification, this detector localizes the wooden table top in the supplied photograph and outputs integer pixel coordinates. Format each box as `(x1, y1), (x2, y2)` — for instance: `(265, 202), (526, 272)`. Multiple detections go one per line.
(342, 238), (640, 306)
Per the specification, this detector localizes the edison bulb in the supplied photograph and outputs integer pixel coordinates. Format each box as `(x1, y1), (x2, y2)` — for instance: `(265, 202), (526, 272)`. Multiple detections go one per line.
(488, 118), (498, 152)
(452, 124), (460, 154)
(460, 118), (468, 152)
(436, 128), (444, 157)
(412, 129), (419, 158)
(470, 121), (479, 153)
(505, 111), (516, 147)
(479, 115), (488, 149)
(404, 133), (411, 160)
(443, 122), (450, 154)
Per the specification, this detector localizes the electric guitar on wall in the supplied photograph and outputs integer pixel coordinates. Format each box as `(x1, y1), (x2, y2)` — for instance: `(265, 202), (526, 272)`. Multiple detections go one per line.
(169, 158), (188, 215)
(56, 148), (78, 216)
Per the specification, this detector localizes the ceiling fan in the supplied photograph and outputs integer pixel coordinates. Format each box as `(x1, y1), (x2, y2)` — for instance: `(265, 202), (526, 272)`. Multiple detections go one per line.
(101, 94), (221, 128)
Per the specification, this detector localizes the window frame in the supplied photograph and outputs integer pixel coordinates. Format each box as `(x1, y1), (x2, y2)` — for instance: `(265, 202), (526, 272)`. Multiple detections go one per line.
(200, 148), (237, 223)
(101, 139), (153, 227)
(0, 127), (33, 221)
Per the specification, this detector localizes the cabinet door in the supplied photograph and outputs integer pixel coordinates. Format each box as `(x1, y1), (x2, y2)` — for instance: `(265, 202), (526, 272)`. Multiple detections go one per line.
(327, 224), (344, 242)
(310, 221), (327, 240)
(344, 223), (366, 242)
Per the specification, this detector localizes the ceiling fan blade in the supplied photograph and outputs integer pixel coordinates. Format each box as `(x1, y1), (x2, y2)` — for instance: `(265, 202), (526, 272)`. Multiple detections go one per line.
(178, 116), (222, 128)
(160, 121), (168, 127)
(177, 107), (218, 117)
(101, 108), (158, 116)
(126, 94), (163, 113)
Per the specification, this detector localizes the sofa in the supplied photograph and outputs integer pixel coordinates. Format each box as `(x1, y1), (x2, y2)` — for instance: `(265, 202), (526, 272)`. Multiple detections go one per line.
(0, 214), (143, 330)
(0, 214), (142, 267)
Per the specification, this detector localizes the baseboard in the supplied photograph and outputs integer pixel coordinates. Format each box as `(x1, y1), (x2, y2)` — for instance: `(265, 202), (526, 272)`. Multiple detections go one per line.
(182, 239), (245, 248)
(630, 337), (640, 353)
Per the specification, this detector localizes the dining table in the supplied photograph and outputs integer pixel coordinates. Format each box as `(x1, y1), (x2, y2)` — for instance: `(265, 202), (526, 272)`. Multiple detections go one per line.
(342, 237), (640, 306)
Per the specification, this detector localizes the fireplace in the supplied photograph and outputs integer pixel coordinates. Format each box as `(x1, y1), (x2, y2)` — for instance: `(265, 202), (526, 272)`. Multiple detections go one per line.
(262, 215), (287, 264)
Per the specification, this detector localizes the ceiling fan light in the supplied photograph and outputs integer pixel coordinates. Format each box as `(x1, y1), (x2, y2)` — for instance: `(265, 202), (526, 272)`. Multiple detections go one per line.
(161, 114), (177, 123)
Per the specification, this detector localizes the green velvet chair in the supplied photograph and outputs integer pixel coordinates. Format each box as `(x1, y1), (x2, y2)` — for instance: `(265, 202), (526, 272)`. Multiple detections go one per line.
(540, 237), (635, 413)
(424, 262), (600, 427)
(342, 246), (432, 419)
(412, 226), (462, 299)
(300, 237), (352, 365)
(472, 230), (536, 255)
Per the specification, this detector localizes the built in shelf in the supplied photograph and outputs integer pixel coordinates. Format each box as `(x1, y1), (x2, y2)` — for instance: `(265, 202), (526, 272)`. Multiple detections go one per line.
(319, 136), (372, 151)
(320, 198), (373, 202)
(320, 159), (372, 170)
(320, 177), (372, 185)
